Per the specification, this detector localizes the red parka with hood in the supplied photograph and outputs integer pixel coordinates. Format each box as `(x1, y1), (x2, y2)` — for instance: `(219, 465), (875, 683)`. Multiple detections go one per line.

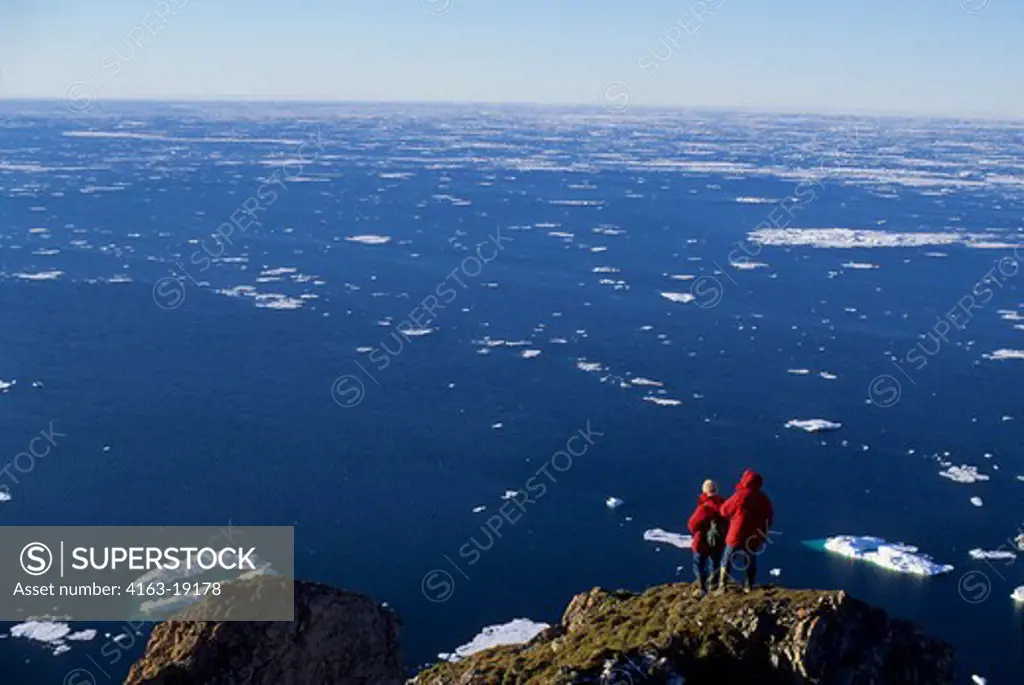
(687, 492), (725, 555)
(719, 470), (774, 551)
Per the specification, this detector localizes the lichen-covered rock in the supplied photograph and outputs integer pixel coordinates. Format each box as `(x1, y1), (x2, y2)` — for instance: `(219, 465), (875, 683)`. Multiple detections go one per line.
(413, 584), (954, 685)
(125, 579), (403, 685)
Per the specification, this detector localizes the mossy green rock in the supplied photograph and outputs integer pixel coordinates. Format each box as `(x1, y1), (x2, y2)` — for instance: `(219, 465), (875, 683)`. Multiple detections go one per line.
(413, 583), (954, 685)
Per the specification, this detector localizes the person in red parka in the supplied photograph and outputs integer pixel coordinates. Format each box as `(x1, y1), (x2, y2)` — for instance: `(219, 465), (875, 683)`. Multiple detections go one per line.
(687, 479), (726, 596)
(718, 469), (774, 592)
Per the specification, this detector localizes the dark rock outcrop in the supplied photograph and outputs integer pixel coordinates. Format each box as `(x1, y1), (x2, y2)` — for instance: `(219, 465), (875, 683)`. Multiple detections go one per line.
(125, 579), (403, 685)
(414, 584), (955, 684)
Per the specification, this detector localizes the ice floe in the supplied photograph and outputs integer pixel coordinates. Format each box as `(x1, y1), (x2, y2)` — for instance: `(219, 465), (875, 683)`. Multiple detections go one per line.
(938, 465), (990, 483)
(12, 270), (64, 280)
(735, 197), (776, 204)
(984, 349), (1024, 361)
(729, 260), (769, 270)
(629, 377), (664, 387)
(749, 228), (1008, 250)
(576, 361), (603, 372)
(842, 262), (880, 269)
(968, 549), (1016, 561)
(440, 618), (550, 662)
(5, 620), (94, 654)
(520, 349), (542, 359)
(785, 419), (842, 432)
(1012, 586), (1024, 602)
(824, 536), (954, 576)
(643, 396), (682, 407)
(970, 496), (984, 507)
(643, 528), (693, 550)
(401, 327), (436, 337)
(660, 292), (695, 304)
(605, 497), (625, 509)
(345, 235), (392, 245)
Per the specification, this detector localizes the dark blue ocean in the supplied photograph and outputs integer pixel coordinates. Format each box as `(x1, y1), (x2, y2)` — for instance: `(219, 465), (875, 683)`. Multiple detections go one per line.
(1, 102), (1022, 683)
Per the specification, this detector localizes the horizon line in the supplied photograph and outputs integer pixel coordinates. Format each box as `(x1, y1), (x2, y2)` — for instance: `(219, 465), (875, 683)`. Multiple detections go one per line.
(1, 96), (1022, 123)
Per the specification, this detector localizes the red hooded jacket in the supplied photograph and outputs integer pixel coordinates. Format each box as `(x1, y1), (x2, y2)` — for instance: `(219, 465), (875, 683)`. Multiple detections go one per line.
(719, 470), (774, 551)
(686, 492), (725, 554)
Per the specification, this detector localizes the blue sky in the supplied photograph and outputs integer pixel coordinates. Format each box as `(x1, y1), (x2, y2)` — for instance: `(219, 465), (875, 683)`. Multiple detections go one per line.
(1, 0), (1021, 117)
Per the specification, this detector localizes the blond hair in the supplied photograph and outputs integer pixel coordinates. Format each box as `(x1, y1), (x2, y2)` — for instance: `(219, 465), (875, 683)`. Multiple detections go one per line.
(702, 479), (718, 495)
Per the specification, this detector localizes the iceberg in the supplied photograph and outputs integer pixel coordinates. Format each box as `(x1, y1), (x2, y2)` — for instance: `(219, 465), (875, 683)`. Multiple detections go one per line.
(643, 528), (693, 550)
(1012, 586), (1024, 603)
(785, 419), (842, 432)
(823, 536), (953, 576)
(440, 618), (550, 662)
(605, 497), (624, 509)
(938, 465), (989, 483)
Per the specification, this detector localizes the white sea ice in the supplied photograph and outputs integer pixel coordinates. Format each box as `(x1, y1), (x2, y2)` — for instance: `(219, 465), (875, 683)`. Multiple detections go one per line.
(770, 568), (782, 577)
(842, 262), (880, 269)
(643, 528), (693, 550)
(440, 618), (550, 662)
(1012, 586), (1024, 602)
(749, 228), (1000, 250)
(521, 350), (542, 359)
(606, 497), (625, 509)
(630, 377), (664, 387)
(345, 235), (391, 245)
(9, 621), (70, 643)
(824, 536), (953, 576)
(501, 490), (521, 500)
(66, 630), (97, 641)
(660, 292), (695, 304)
(968, 549), (1016, 561)
(785, 419), (842, 432)
(730, 260), (769, 270)
(643, 396), (682, 407)
(985, 349), (1024, 361)
(13, 270), (64, 280)
(472, 506), (487, 513)
(970, 496), (984, 507)
(576, 361), (603, 372)
(401, 327), (435, 337)
(938, 465), (990, 483)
